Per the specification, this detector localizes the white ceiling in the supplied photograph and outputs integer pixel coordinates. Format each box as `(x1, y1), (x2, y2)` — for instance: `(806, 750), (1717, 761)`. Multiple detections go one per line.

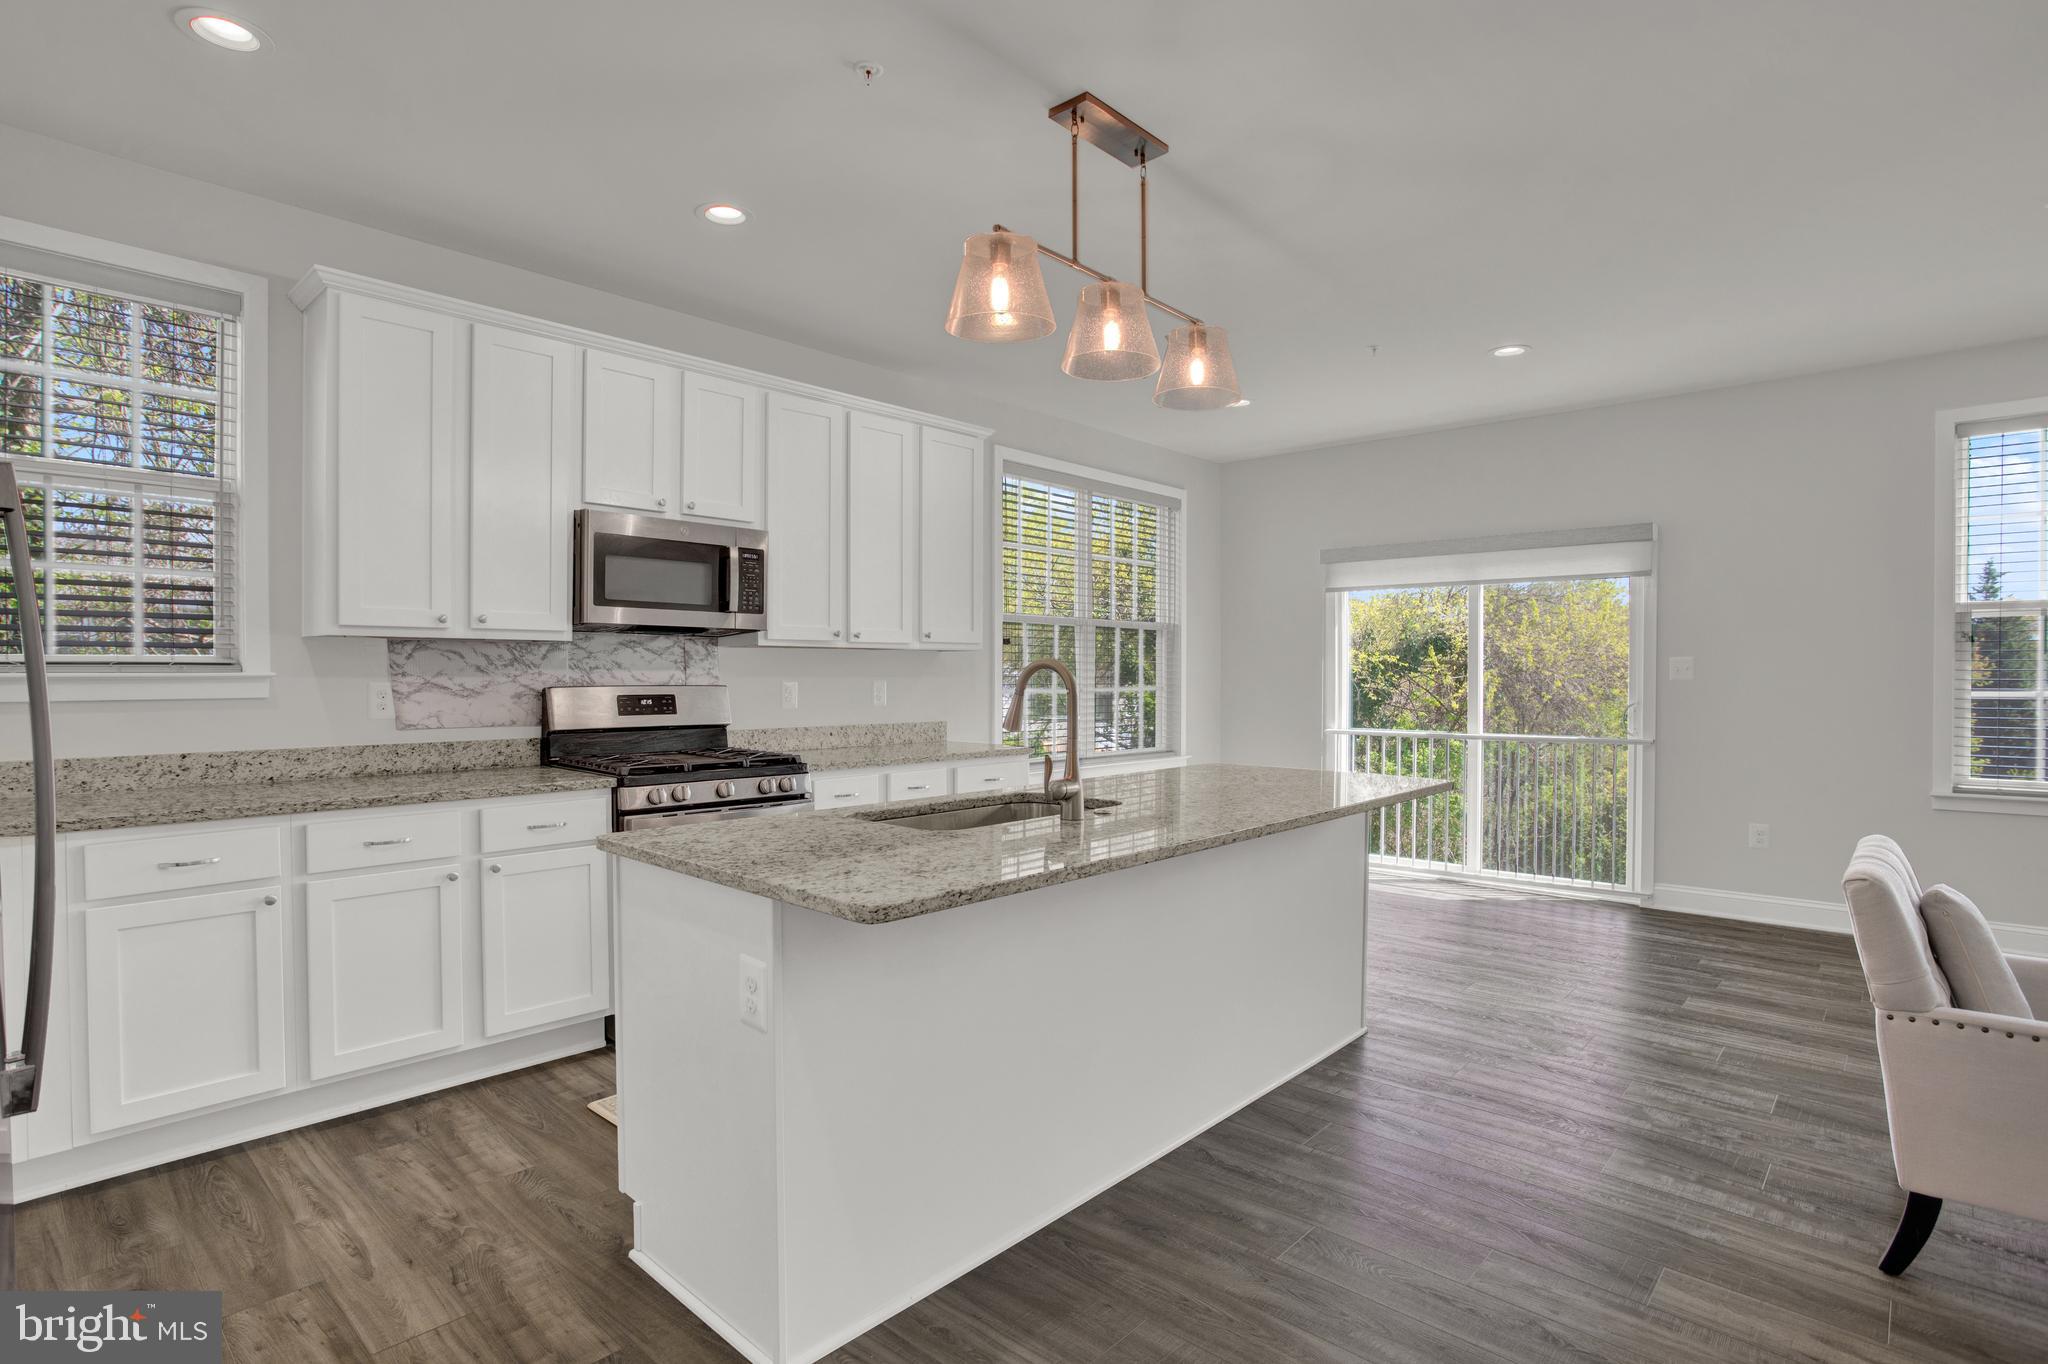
(6, 0), (2048, 462)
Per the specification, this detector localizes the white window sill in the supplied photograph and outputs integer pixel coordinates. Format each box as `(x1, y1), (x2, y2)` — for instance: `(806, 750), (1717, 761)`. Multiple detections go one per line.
(0, 672), (274, 703)
(1081, 752), (1186, 776)
(1932, 789), (2048, 817)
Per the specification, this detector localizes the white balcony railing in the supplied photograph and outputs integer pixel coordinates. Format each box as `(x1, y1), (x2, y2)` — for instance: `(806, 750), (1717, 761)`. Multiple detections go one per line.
(1333, 728), (1646, 894)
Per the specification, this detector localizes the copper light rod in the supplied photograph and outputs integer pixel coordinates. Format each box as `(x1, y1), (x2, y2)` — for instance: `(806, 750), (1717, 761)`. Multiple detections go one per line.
(990, 222), (1203, 327)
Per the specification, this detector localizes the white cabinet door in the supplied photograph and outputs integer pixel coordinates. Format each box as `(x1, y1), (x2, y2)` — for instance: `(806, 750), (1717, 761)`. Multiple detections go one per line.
(305, 866), (463, 1080)
(334, 293), (457, 630)
(681, 371), (765, 526)
(583, 348), (681, 513)
(84, 886), (287, 1133)
(764, 392), (846, 644)
(470, 324), (579, 633)
(480, 846), (610, 1037)
(918, 427), (987, 647)
(810, 771), (883, 809)
(846, 411), (918, 646)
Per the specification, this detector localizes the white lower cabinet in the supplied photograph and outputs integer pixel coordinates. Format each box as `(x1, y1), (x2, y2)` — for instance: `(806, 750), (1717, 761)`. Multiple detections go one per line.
(480, 846), (611, 1037)
(305, 864), (465, 1080)
(83, 886), (288, 1134)
(811, 770), (884, 810)
(883, 767), (949, 801)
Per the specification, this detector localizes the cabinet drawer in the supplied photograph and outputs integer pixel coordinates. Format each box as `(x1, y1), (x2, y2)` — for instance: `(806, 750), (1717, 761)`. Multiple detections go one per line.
(811, 771), (882, 810)
(883, 767), (950, 802)
(480, 797), (609, 853)
(304, 808), (464, 874)
(81, 824), (283, 902)
(953, 759), (1031, 793)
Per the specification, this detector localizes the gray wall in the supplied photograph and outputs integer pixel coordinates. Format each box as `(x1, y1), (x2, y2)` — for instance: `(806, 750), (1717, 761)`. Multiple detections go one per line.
(1219, 335), (2048, 930)
(0, 124), (1221, 762)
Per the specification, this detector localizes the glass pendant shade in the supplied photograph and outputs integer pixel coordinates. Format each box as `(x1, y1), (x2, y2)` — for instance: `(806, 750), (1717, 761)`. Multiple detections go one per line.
(1061, 280), (1160, 380)
(944, 232), (1056, 341)
(1153, 323), (1241, 409)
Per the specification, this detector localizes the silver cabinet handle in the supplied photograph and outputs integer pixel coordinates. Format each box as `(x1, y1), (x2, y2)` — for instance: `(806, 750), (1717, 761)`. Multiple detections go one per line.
(437, 613), (449, 623)
(924, 631), (932, 639)
(831, 629), (841, 638)
(851, 631), (861, 640)
(832, 792), (859, 800)
(527, 820), (569, 830)
(446, 871), (460, 882)
(262, 894), (277, 906)
(363, 837), (413, 847)
(158, 857), (222, 869)
(904, 784), (930, 792)
(983, 776), (1004, 784)
(488, 864), (501, 874)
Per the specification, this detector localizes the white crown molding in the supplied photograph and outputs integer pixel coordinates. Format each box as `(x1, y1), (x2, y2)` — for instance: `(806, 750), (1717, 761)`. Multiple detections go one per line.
(289, 266), (994, 441)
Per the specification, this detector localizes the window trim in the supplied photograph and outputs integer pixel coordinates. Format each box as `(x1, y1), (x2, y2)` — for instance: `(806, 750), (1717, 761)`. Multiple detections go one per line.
(989, 446), (1187, 761)
(1931, 397), (2048, 809)
(0, 215), (269, 703)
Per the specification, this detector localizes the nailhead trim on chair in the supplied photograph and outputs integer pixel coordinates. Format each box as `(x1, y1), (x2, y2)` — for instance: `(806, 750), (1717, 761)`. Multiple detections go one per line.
(1883, 1012), (2043, 1041)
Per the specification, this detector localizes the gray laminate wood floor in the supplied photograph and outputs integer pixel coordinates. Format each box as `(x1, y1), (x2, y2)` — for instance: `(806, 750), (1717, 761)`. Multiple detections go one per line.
(18, 879), (2048, 1362)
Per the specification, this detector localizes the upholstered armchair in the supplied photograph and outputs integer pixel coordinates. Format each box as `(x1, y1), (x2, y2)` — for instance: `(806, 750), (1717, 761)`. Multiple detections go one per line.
(1840, 836), (2048, 1275)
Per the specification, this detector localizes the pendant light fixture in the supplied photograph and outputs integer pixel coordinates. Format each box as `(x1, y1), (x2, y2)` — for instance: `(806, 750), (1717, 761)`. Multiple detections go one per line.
(943, 92), (1244, 409)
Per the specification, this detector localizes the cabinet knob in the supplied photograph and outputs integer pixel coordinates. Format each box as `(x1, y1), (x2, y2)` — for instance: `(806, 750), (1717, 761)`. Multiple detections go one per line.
(476, 613), (488, 624)
(488, 863), (501, 874)
(831, 629), (841, 638)
(923, 631), (932, 639)
(437, 613), (449, 624)
(446, 871), (460, 882)
(262, 894), (277, 906)
(656, 497), (668, 507)
(686, 500), (696, 510)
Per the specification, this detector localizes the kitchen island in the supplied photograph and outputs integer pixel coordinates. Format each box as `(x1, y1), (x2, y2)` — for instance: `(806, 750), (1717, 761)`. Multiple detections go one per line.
(599, 763), (1449, 1364)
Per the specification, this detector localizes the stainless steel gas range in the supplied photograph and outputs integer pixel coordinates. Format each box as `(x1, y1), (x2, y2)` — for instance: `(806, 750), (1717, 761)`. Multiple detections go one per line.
(540, 684), (811, 830)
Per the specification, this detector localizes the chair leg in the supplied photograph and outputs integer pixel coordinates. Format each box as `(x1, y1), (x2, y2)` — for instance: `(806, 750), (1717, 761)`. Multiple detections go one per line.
(1879, 1192), (1942, 1276)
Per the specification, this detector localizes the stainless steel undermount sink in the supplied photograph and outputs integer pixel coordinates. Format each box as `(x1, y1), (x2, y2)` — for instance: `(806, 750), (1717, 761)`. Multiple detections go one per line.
(861, 797), (1120, 832)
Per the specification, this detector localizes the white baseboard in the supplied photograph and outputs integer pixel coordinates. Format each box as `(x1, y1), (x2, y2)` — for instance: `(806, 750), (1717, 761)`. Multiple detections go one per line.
(1651, 882), (2048, 958)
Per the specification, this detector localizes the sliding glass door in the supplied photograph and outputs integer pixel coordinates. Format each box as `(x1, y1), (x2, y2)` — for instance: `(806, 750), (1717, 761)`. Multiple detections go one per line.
(1328, 575), (1649, 894)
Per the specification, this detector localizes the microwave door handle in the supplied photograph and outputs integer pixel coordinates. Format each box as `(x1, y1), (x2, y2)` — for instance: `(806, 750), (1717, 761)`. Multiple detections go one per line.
(0, 460), (56, 1120)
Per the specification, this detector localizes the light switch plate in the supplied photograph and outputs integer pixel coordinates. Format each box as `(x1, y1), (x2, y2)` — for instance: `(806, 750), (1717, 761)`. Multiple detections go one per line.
(1668, 656), (1695, 681)
(873, 680), (888, 706)
(781, 680), (799, 710)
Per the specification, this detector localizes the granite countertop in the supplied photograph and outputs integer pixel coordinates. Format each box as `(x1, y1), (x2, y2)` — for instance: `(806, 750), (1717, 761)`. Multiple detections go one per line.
(0, 766), (616, 838)
(796, 739), (1019, 772)
(599, 763), (1453, 925)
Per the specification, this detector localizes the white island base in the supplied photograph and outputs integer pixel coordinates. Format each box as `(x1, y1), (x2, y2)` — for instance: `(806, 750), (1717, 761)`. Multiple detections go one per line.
(614, 811), (1369, 1364)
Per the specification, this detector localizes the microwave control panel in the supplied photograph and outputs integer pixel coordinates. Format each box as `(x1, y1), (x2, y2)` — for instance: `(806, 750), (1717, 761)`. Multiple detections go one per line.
(737, 547), (765, 616)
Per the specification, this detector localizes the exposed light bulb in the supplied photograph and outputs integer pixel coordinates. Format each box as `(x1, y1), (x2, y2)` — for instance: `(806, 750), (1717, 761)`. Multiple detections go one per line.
(1189, 355), (1206, 385)
(1103, 317), (1122, 352)
(988, 273), (1015, 326)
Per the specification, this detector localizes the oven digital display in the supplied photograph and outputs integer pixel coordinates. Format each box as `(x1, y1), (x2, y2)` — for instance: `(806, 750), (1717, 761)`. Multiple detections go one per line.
(615, 694), (678, 716)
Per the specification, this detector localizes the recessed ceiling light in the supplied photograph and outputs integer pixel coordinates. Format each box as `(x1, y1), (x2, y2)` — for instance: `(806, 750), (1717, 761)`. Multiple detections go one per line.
(1490, 343), (1531, 358)
(699, 203), (748, 226)
(1227, 398), (1251, 408)
(173, 8), (266, 51)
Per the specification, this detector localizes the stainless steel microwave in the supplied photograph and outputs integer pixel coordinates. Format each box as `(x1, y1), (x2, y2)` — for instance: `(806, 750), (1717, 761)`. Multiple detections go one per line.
(573, 510), (766, 635)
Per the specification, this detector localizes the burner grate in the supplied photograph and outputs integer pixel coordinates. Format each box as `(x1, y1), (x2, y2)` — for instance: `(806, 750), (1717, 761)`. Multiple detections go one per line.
(551, 747), (803, 777)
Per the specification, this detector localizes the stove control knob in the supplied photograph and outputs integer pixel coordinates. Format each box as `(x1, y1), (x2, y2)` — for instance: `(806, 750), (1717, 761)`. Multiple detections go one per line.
(672, 784), (690, 804)
(777, 777), (795, 793)
(757, 778), (776, 795)
(715, 781), (735, 799)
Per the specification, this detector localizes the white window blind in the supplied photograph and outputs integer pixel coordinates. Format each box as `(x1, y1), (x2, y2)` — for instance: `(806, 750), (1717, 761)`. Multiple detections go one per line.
(999, 464), (1180, 759)
(1951, 418), (2048, 792)
(0, 268), (239, 667)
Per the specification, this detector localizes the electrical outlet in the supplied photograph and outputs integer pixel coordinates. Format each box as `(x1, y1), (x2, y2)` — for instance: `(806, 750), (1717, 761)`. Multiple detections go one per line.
(1748, 822), (1770, 849)
(368, 683), (394, 719)
(1668, 656), (1695, 681)
(739, 954), (770, 1033)
(873, 679), (888, 706)
(781, 680), (799, 710)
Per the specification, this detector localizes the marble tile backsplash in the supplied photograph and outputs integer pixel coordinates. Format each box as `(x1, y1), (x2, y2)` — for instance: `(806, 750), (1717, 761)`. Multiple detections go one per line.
(386, 635), (720, 729)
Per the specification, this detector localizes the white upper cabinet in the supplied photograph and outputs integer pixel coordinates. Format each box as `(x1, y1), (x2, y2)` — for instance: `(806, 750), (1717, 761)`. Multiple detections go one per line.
(846, 412), (919, 646)
(917, 427), (987, 648)
(681, 371), (766, 527)
(333, 293), (457, 631)
(469, 325), (579, 634)
(764, 393), (847, 644)
(583, 348), (681, 514)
